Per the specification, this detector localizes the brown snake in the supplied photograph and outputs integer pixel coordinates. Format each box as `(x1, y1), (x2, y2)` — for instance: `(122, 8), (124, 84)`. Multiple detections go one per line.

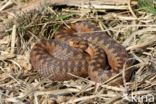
(30, 21), (132, 84)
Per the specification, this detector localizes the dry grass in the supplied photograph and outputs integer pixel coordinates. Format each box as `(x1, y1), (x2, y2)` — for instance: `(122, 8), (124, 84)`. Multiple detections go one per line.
(0, 0), (156, 104)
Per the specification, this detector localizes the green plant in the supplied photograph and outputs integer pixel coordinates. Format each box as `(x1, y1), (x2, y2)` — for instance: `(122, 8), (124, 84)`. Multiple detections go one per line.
(138, 0), (156, 14)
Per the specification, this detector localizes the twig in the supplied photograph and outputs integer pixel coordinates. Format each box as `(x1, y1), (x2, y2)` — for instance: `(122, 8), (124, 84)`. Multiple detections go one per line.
(101, 85), (124, 92)
(126, 39), (156, 50)
(34, 88), (80, 104)
(43, 0), (137, 10)
(66, 94), (117, 103)
(0, 0), (14, 12)
(123, 27), (156, 47)
(105, 96), (122, 104)
(0, 67), (21, 85)
(128, 0), (137, 18)
(11, 25), (16, 54)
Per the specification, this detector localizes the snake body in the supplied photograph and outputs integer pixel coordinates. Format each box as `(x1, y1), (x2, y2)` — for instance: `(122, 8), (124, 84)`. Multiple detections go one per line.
(30, 39), (90, 81)
(30, 21), (130, 84)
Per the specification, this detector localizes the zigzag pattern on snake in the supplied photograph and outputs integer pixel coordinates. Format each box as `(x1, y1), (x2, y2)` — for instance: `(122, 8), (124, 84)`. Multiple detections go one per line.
(30, 21), (131, 84)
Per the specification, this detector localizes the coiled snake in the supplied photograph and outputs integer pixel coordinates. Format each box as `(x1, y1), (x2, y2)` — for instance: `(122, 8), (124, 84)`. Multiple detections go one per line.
(30, 21), (132, 84)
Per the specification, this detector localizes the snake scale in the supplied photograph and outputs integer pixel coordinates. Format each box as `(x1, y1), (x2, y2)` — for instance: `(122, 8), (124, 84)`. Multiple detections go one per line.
(30, 21), (132, 84)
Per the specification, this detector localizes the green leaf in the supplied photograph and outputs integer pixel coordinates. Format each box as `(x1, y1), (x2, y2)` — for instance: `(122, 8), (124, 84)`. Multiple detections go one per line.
(56, 13), (75, 20)
(138, 0), (156, 14)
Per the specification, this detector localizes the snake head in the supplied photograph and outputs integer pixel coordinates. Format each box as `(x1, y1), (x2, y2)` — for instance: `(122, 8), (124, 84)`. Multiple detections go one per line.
(68, 38), (89, 51)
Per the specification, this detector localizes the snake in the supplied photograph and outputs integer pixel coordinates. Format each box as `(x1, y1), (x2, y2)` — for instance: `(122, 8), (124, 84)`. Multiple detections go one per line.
(30, 21), (131, 84)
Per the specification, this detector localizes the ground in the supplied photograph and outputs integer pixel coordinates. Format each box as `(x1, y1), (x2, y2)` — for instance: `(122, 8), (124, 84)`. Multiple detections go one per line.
(0, 0), (156, 104)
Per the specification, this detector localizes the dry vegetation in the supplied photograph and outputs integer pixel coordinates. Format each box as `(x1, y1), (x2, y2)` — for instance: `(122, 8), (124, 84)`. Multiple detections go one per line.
(0, 0), (156, 104)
